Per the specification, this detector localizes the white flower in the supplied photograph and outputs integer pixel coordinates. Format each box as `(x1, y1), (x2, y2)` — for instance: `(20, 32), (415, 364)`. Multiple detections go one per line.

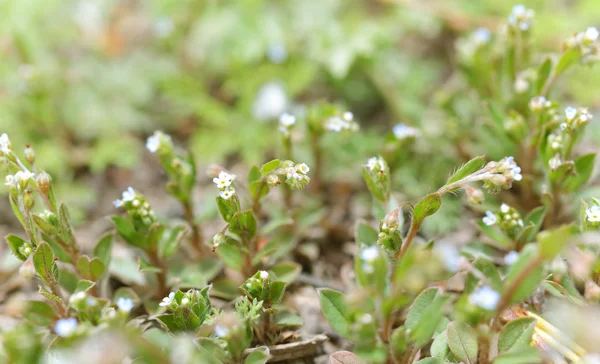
(213, 171), (235, 189)
(259, 270), (269, 280)
(343, 112), (353, 121)
(549, 156), (562, 170)
(366, 157), (378, 171)
(360, 246), (379, 262)
(360, 313), (373, 325)
(565, 106), (577, 120)
(159, 292), (175, 307)
(326, 116), (345, 132)
(500, 204), (510, 213)
(548, 134), (562, 150)
(55, 318), (78, 337)
(146, 134), (161, 153)
(113, 199), (123, 208)
(584, 27), (599, 43)
(296, 163), (310, 174)
(510, 166), (522, 181)
(121, 187), (136, 202)
(514, 78), (529, 93)
(279, 113), (296, 127)
(252, 82), (288, 121)
(529, 96), (547, 112)
(587, 206), (600, 223)
(0, 133), (10, 154)
(504, 251), (520, 265)
(393, 123), (420, 140)
(469, 286), (500, 310)
(116, 297), (134, 312)
(473, 28), (491, 44)
(220, 188), (235, 200)
(267, 43), (287, 64)
(508, 4), (534, 30)
(482, 211), (497, 226)
(69, 291), (87, 304)
(181, 297), (189, 305)
(214, 325), (229, 338)
(5, 175), (16, 187)
(434, 243), (460, 272)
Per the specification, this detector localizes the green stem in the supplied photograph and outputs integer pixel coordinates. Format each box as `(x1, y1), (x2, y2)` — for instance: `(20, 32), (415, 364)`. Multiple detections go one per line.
(183, 200), (204, 256)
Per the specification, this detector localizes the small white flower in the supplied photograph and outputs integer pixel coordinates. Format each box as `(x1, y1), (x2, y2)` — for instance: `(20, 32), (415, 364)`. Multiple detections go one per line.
(69, 291), (87, 304)
(5, 175), (16, 187)
(500, 204), (510, 213)
(121, 187), (136, 202)
(549, 156), (562, 170)
(529, 96), (547, 112)
(548, 134), (562, 150)
(214, 325), (229, 338)
(504, 251), (519, 265)
(220, 188), (235, 200)
(113, 199), (123, 208)
(132, 200), (140, 207)
(393, 123), (420, 140)
(565, 106), (577, 120)
(360, 246), (379, 262)
(469, 286), (500, 310)
(367, 157), (379, 171)
(510, 166), (522, 181)
(343, 112), (354, 121)
(15, 170), (35, 182)
(267, 43), (287, 64)
(116, 297), (134, 312)
(584, 27), (599, 43)
(296, 163), (310, 174)
(252, 82), (288, 121)
(55, 318), (78, 337)
(259, 270), (269, 280)
(512, 4), (526, 17)
(326, 116), (344, 132)
(482, 211), (497, 226)
(279, 113), (296, 127)
(473, 28), (491, 44)
(360, 313), (373, 325)
(181, 297), (189, 305)
(146, 134), (160, 153)
(514, 78), (529, 93)
(159, 292), (175, 307)
(86, 297), (98, 307)
(0, 133), (10, 154)
(213, 171), (235, 189)
(587, 206), (600, 223)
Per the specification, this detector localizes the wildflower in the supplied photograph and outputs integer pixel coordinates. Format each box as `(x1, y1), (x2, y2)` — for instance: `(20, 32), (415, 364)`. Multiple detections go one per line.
(366, 157), (386, 172)
(121, 187), (136, 202)
(548, 133), (562, 150)
(529, 96), (547, 112)
(326, 116), (344, 132)
(159, 292), (175, 307)
(55, 318), (78, 337)
(360, 313), (373, 325)
(325, 112), (358, 132)
(69, 291), (87, 305)
(259, 270), (269, 280)
(267, 43), (287, 64)
(213, 171), (235, 190)
(565, 106), (577, 121)
(504, 251), (520, 265)
(469, 286), (500, 310)
(500, 204), (510, 213)
(266, 174), (280, 186)
(508, 4), (535, 31)
(219, 189), (235, 200)
(279, 113), (296, 126)
(482, 211), (497, 226)
(4, 175), (15, 187)
(0, 133), (11, 154)
(514, 78), (529, 93)
(113, 199), (123, 208)
(584, 27), (600, 43)
(146, 134), (160, 153)
(214, 325), (230, 338)
(587, 206), (600, 223)
(360, 246), (379, 262)
(116, 297), (134, 313)
(473, 28), (491, 44)
(181, 297), (189, 305)
(393, 123), (420, 140)
(548, 155), (563, 171)
(252, 82), (287, 121)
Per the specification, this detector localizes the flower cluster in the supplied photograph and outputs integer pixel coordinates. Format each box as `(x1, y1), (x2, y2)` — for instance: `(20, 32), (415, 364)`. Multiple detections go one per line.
(113, 187), (156, 223)
(513, 69), (536, 94)
(482, 157), (522, 193)
(564, 26), (600, 62)
(586, 205), (600, 225)
(0, 133), (12, 155)
(560, 106), (593, 131)
(469, 285), (500, 311)
(482, 203), (524, 239)
(325, 112), (359, 132)
(362, 156), (390, 202)
(507, 4), (535, 32)
(278, 113), (296, 137)
(529, 96), (552, 112)
(273, 160), (310, 189)
(377, 209), (403, 253)
(213, 171), (236, 200)
(242, 270), (270, 299)
(4, 170), (35, 190)
(392, 123), (420, 140)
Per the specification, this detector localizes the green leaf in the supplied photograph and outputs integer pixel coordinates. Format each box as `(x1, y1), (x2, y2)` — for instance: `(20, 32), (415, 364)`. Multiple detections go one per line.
(498, 317), (537, 353)
(503, 245), (544, 304)
(414, 359), (445, 364)
(446, 321), (478, 364)
(412, 193), (442, 226)
(260, 159), (281, 175)
(536, 57), (553, 94)
(408, 289), (449, 347)
(33, 242), (57, 284)
(215, 241), (244, 271)
(319, 288), (350, 338)
(216, 195), (241, 223)
(197, 338), (229, 362)
(89, 257), (105, 279)
(268, 281), (287, 305)
(5, 234), (29, 261)
(93, 232), (113, 269)
(494, 346), (541, 364)
(75, 279), (95, 293)
(555, 47), (580, 76)
(519, 206), (546, 244)
(244, 347), (270, 364)
(24, 300), (56, 326)
(430, 331), (452, 359)
(272, 310), (303, 329)
(537, 224), (577, 259)
(31, 214), (60, 237)
(138, 257), (163, 273)
(249, 181), (270, 200)
(476, 221), (513, 249)
(406, 288), (438, 330)
(390, 326), (407, 357)
(269, 261), (301, 283)
(446, 156), (485, 185)
(355, 221), (378, 246)
(159, 225), (187, 258)
(229, 210), (257, 238)
(465, 258), (502, 293)
(111, 216), (144, 248)
(9, 194), (25, 228)
(563, 153), (596, 192)
(248, 166), (262, 185)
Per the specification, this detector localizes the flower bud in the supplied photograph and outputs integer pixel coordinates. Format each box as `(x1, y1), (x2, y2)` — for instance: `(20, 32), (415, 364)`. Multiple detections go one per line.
(212, 233), (226, 252)
(36, 171), (52, 194)
(464, 185), (484, 205)
(18, 256), (36, 280)
(266, 174), (280, 186)
(23, 189), (35, 210)
(24, 145), (35, 165)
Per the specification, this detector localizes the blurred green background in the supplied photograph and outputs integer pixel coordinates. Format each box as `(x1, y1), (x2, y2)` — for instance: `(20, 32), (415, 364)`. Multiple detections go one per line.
(2, 0), (600, 224)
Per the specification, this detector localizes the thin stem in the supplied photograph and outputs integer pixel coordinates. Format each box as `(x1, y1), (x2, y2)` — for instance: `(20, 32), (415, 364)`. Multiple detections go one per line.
(251, 180), (268, 215)
(478, 332), (491, 364)
(310, 131), (323, 194)
(394, 221), (421, 262)
(182, 200), (204, 256)
(148, 249), (169, 299)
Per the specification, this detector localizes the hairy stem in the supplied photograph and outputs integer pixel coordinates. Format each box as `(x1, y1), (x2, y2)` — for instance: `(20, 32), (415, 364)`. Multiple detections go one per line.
(182, 200), (204, 256)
